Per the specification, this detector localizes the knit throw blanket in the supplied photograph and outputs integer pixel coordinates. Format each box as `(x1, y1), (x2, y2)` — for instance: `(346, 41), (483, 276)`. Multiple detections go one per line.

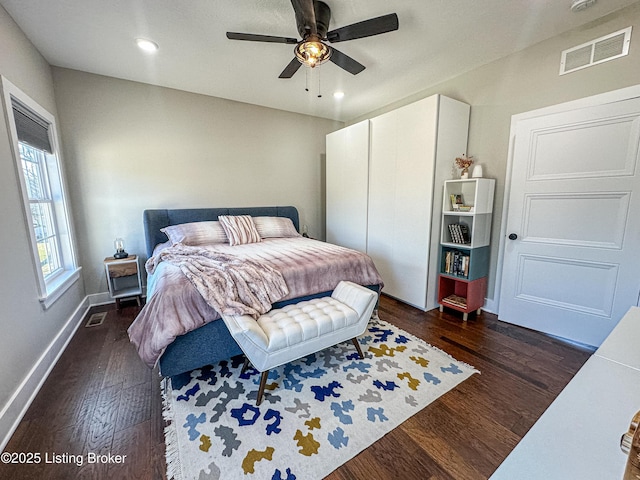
(146, 245), (289, 319)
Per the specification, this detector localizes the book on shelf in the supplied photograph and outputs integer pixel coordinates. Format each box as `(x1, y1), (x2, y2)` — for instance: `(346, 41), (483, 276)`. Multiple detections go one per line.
(447, 223), (470, 245)
(458, 224), (470, 244)
(442, 294), (467, 308)
(448, 224), (457, 243)
(442, 249), (470, 277)
(450, 194), (464, 210)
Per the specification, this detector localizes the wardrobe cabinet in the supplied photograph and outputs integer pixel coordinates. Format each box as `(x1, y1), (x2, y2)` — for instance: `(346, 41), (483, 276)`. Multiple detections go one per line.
(326, 94), (470, 311)
(326, 120), (370, 253)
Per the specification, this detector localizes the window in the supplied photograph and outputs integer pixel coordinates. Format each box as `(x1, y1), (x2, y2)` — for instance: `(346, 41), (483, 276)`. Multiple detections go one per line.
(2, 77), (79, 308)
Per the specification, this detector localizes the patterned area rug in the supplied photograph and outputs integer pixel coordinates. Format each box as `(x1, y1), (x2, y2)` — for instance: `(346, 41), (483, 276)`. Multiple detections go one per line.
(162, 317), (478, 480)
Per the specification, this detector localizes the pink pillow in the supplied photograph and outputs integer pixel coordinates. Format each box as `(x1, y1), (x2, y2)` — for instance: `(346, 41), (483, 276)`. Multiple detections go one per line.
(253, 216), (300, 238)
(218, 215), (262, 246)
(161, 221), (228, 245)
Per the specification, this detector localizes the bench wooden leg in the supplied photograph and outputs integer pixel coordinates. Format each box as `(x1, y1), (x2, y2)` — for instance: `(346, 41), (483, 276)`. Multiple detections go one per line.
(241, 357), (251, 375)
(256, 370), (269, 406)
(352, 338), (365, 359)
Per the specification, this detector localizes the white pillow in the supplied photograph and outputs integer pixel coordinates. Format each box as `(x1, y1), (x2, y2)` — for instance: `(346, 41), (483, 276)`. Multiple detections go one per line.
(253, 216), (301, 238)
(218, 215), (262, 246)
(161, 221), (228, 246)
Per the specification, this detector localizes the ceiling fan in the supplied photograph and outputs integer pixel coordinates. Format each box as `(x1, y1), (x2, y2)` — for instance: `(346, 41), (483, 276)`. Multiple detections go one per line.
(226, 0), (399, 78)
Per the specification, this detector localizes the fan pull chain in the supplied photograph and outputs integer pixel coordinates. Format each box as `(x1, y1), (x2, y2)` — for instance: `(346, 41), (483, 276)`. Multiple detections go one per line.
(303, 68), (323, 98)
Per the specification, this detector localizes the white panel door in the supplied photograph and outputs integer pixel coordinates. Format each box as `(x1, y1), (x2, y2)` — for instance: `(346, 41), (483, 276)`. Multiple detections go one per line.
(326, 120), (369, 252)
(368, 96), (438, 309)
(499, 97), (640, 346)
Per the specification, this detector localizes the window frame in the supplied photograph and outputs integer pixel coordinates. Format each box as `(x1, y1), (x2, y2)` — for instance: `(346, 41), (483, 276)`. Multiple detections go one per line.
(2, 76), (80, 309)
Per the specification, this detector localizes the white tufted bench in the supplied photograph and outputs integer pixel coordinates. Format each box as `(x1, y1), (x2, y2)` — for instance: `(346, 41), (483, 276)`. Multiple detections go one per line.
(221, 281), (378, 405)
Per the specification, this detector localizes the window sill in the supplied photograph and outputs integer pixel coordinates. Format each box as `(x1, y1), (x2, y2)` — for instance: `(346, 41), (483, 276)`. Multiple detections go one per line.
(39, 266), (82, 310)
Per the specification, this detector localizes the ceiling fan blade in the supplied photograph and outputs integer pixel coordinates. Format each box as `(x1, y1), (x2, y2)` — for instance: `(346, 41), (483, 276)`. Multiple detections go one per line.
(279, 58), (303, 78)
(226, 32), (298, 44)
(326, 13), (398, 43)
(329, 47), (365, 75)
(291, 0), (317, 37)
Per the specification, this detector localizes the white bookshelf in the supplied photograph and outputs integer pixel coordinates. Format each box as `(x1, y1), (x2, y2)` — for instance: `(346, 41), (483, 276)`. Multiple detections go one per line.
(441, 179), (495, 248)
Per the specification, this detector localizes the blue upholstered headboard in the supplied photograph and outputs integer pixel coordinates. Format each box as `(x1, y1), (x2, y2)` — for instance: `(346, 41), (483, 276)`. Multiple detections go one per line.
(143, 206), (300, 257)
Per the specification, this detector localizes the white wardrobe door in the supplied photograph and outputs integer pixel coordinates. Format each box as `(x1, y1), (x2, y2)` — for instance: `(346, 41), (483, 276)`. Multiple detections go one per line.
(368, 96), (438, 309)
(326, 120), (370, 252)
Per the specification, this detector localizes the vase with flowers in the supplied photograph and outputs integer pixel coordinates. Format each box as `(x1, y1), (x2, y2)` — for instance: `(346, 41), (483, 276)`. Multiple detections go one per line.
(455, 154), (474, 179)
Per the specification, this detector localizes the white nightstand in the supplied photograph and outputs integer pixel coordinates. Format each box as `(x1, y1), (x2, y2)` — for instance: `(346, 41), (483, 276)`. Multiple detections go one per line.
(104, 255), (142, 311)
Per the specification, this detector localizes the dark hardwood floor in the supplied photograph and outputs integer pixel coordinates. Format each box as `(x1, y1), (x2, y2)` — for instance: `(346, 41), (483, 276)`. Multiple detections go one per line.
(0, 296), (592, 480)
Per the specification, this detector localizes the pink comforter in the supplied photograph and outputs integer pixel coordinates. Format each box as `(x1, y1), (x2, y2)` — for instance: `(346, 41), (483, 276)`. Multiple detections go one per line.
(128, 237), (383, 367)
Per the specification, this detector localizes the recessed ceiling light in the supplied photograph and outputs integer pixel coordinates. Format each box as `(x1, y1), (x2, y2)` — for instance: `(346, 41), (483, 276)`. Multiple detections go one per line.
(136, 38), (159, 52)
(571, 0), (597, 12)
(333, 91), (345, 99)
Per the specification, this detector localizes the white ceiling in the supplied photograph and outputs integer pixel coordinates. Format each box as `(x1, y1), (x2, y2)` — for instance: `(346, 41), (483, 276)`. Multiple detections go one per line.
(1, 0), (638, 121)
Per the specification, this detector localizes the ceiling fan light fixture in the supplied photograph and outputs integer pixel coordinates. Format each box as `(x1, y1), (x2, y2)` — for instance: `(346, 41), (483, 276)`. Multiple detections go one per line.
(295, 35), (331, 68)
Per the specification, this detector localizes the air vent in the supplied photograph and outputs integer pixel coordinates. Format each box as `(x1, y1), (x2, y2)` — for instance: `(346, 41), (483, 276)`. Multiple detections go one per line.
(560, 27), (632, 75)
(85, 312), (107, 327)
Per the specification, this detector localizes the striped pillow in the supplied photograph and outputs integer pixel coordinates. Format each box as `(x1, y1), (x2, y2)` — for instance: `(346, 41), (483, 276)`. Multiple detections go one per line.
(161, 221), (228, 246)
(218, 215), (262, 246)
(253, 216), (301, 238)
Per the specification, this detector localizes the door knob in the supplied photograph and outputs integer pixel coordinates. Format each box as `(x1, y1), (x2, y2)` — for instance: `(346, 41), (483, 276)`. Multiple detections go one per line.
(508, 233), (518, 240)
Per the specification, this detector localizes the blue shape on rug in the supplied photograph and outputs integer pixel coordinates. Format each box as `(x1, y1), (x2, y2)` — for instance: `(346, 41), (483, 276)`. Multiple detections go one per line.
(373, 380), (398, 391)
(441, 363), (463, 374)
(184, 412), (206, 441)
(367, 407), (388, 423)
(177, 383), (200, 402)
(310, 381), (343, 401)
(272, 467), (296, 480)
(231, 403), (261, 426)
(328, 427), (349, 449)
(302, 353), (317, 365)
(395, 335), (410, 345)
(196, 365), (219, 385)
(218, 360), (234, 378)
(342, 361), (371, 373)
(423, 372), (442, 385)
(264, 409), (283, 435)
(331, 400), (355, 424)
(369, 326), (393, 343)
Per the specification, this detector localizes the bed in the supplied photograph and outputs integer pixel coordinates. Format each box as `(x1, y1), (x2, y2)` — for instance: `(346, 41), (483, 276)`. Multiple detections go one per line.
(128, 206), (383, 377)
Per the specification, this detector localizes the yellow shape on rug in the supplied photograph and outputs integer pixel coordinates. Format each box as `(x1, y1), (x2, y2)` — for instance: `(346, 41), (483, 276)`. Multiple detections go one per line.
(294, 430), (320, 456)
(369, 344), (407, 357)
(410, 355), (429, 368)
(242, 447), (275, 474)
(199, 434), (211, 452)
(397, 372), (420, 390)
(305, 417), (321, 430)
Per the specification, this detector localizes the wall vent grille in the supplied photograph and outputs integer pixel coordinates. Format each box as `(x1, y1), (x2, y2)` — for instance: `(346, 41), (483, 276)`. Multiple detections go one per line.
(560, 27), (632, 75)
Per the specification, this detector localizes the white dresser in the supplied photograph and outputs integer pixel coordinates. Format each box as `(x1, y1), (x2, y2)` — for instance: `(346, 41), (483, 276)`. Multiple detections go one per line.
(491, 306), (640, 479)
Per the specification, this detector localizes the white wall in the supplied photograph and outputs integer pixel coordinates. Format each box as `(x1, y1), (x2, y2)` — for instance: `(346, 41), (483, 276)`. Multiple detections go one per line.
(0, 4), (86, 447)
(51, 68), (342, 295)
(349, 2), (640, 307)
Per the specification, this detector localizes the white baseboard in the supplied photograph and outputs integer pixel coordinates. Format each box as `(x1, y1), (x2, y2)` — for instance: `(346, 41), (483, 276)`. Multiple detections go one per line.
(0, 296), (90, 452)
(482, 297), (497, 315)
(87, 291), (115, 306)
